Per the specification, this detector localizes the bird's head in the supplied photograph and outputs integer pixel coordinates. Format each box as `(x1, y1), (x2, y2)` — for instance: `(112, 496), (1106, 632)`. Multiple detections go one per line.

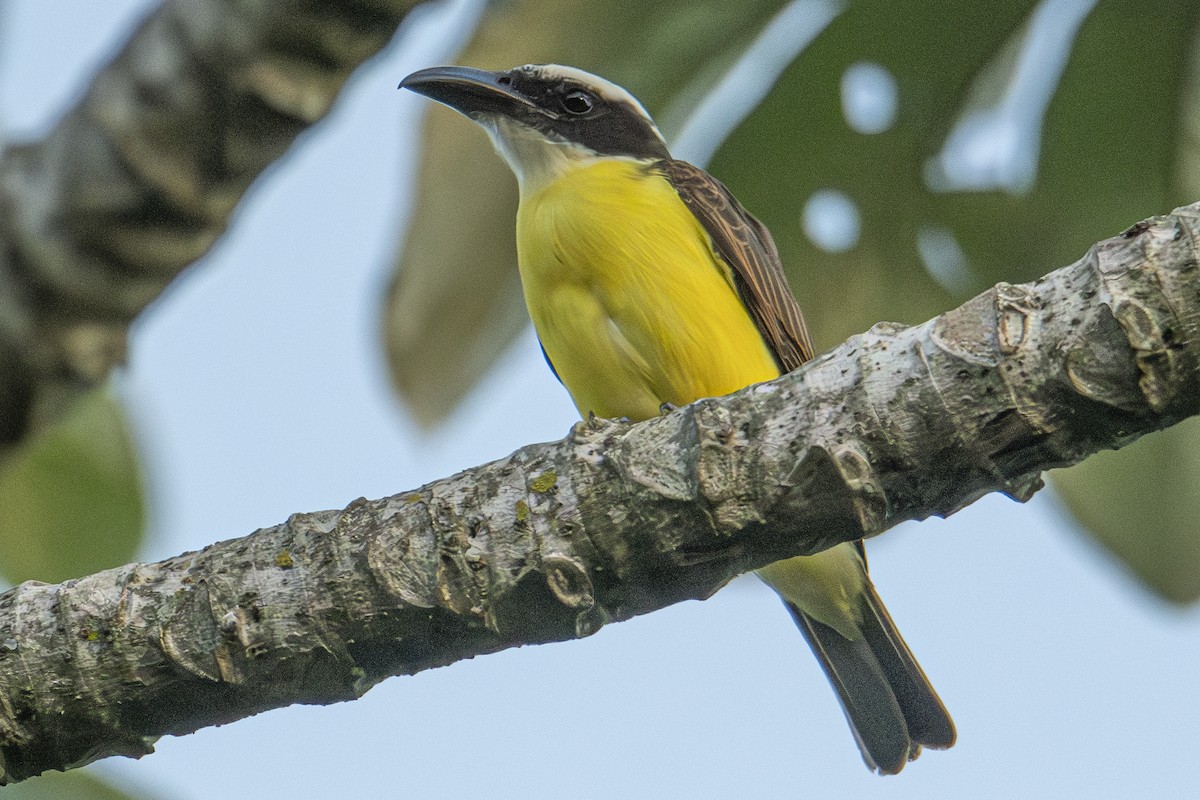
(399, 64), (670, 187)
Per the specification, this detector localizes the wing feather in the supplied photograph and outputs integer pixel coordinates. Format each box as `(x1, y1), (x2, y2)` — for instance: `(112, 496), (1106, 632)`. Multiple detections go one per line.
(653, 159), (815, 372)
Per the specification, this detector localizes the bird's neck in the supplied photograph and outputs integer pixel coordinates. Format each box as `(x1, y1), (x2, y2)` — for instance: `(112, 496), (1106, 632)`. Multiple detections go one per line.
(481, 118), (627, 195)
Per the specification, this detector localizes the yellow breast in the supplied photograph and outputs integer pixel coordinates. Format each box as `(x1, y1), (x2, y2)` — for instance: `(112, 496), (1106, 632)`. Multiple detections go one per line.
(515, 158), (779, 421)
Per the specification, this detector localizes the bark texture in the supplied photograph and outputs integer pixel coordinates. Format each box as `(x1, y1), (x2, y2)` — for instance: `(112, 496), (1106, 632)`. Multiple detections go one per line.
(0, 204), (1197, 782)
(0, 0), (420, 457)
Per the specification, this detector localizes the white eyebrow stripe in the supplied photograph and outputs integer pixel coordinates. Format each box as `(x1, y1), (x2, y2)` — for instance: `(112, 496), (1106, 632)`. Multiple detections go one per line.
(519, 63), (659, 130)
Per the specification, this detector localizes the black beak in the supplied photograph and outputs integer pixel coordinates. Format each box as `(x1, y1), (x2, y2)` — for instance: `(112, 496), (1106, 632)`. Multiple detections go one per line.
(399, 66), (536, 120)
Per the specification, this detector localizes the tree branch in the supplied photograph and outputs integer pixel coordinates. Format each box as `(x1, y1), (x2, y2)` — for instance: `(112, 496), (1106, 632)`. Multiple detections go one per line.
(0, 0), (421, 456)
(1, 204), (1198, 782)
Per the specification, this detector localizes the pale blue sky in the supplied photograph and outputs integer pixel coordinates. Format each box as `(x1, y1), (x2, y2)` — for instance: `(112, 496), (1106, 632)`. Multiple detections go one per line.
(3, 2), (1198, 798)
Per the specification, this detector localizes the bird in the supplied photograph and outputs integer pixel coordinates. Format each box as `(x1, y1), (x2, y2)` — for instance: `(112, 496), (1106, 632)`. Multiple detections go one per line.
(399, 63), (955, 774)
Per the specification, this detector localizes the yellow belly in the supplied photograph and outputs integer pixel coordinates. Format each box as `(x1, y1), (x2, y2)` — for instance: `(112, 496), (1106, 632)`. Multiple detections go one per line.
(516, 158), (779, 421)
(516, 158), (866, 637)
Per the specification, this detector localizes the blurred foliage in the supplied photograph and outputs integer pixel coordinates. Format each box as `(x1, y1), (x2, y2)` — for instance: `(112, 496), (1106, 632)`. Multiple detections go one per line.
(0, 389), (145, 584)
(390, 0), (1200, 601)
(5, 769), (153, 800)
(718, 0), (1036, 347)
(1054, 418), (1200, 603)
(724, 1), (1196, 347)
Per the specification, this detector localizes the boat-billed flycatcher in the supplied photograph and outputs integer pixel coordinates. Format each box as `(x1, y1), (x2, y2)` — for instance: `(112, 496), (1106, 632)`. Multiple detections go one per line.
(400, 63), (955, 774)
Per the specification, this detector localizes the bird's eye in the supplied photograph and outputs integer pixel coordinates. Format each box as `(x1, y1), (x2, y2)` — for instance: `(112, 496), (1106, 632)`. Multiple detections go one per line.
(561, 90), (594, 115)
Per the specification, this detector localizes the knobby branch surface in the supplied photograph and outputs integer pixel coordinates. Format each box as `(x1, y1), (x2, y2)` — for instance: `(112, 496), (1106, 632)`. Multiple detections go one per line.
(0, 0), (421, 456)
(2, 205), (1199, 782)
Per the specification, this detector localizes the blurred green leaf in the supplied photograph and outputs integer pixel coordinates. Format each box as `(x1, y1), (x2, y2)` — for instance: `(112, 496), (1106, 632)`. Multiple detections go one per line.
(934, 1), (1199, 287)
(718, 2), (1197, 344)
(0, 390), (145, 584)
(713, 0), (1042, 349)
(387, 0), (794, 426)
(6, 769), (154, 800)
(1052, 418), (1200, 604)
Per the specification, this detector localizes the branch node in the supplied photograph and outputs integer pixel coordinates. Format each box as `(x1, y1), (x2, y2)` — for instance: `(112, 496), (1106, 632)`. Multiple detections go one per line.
(693, 400), (764, 530)
(782, 444), (882, 552)
(1111, 298), (1178, 411)
(994, 282), (1038, 354)
(832, 443), (887, 532)
(365, 503), (436, 611)
(541, 555), (606, 637)
(542, 554), (593, 609)
(1065, 303), (1144, 410)
(158, 603), (221, 683)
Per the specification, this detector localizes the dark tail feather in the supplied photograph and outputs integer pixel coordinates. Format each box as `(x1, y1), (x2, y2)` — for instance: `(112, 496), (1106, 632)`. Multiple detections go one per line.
(859, 583), (956, 750)
(785, 591), (955, 775)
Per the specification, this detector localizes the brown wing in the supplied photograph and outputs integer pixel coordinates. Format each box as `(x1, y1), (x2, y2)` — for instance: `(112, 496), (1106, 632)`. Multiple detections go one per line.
(654, 159), (815, 372)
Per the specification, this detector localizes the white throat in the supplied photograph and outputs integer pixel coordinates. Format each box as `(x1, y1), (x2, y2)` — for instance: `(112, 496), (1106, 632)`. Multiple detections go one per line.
(480, 116), (605, 194)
